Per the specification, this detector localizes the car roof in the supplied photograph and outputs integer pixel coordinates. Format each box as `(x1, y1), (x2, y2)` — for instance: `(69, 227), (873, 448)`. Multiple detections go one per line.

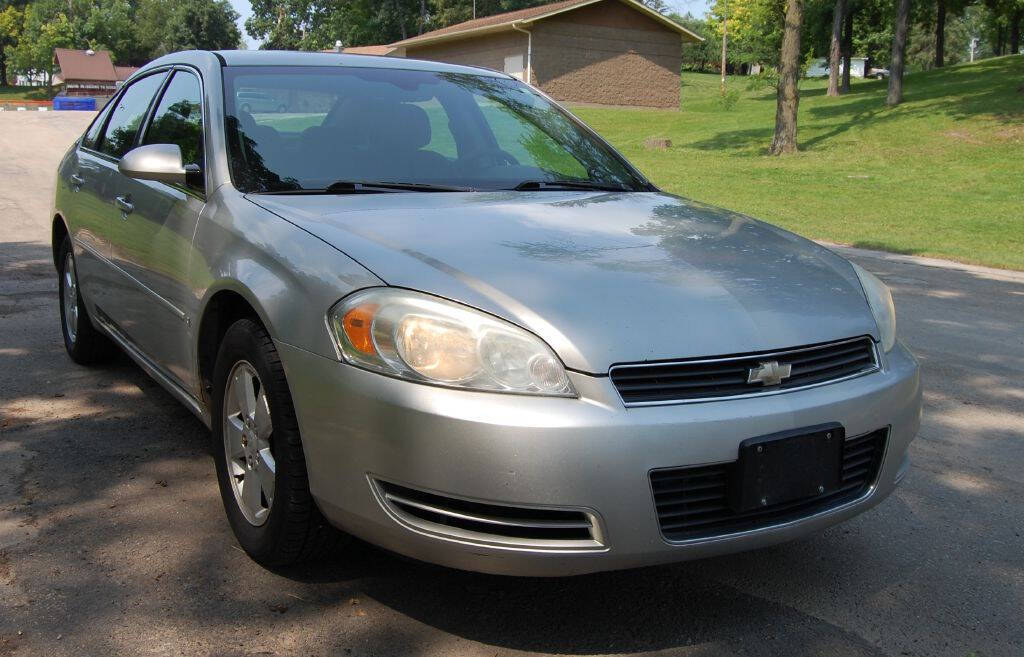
(138, 49), (510, 79)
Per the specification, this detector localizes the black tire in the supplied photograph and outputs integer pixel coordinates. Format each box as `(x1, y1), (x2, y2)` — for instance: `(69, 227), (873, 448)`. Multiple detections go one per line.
(211, 318), (344, 566)
(57, 235), (115, 365)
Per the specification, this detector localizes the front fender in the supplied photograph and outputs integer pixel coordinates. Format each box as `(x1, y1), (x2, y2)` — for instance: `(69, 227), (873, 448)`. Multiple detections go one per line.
(190, 187), (383, 360)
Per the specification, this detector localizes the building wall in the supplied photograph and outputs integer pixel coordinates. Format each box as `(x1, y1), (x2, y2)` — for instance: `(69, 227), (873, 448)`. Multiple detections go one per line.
(531, 1), (682, 108)
(405, 31), (529, 79)
(404, 0), (683, 109)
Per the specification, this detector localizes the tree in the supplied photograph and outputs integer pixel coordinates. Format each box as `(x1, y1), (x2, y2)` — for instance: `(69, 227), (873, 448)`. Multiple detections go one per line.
(934, 0), (946, 65)
(887, 0), (911, 105)
(720, 0), (728, 90)
(828, 0), (848, 95)
(8, 0), (74, 94)
(707, 0), (785, 69)
(841, 5), (853, 91)
(134, 0), (175, 58)
(671, 12), (718, 71)
(770, 0), (803, 154)
(0, 2), (25, 86)
(79, 0), (138, 63)
(1010, 5), (1022, 53)
(166, 0), (241, 51)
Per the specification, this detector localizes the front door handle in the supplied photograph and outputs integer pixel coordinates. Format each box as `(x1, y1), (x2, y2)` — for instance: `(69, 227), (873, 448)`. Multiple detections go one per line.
(115, 195), (134, 216)
(70, 174), (85, 188)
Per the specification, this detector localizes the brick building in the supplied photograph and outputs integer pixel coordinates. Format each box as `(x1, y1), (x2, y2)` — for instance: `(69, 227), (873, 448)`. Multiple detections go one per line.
(388, 0), (702, 109)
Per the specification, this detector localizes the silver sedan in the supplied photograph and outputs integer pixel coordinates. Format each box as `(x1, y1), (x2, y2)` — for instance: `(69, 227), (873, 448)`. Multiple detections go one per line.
(51, 50), (920, 576)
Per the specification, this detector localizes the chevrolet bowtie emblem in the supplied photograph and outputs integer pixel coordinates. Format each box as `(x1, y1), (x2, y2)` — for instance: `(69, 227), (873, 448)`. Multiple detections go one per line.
(747, 360), (792, 386)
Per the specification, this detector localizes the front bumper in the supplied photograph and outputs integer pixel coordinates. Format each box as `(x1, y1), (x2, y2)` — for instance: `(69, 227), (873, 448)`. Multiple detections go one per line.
(278, 341), (921, 576)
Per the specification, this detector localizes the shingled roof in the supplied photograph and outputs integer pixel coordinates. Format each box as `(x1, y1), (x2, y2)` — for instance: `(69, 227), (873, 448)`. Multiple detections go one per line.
(392, 0), (702, 48)
(54, 48), (118, 81)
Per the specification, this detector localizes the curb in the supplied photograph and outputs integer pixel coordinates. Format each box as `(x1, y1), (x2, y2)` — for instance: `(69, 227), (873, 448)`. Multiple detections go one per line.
(817, 241), (1024, 282)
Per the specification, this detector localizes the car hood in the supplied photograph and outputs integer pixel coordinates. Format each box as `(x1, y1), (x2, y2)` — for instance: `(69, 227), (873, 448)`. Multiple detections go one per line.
(248, 191), (877, 374)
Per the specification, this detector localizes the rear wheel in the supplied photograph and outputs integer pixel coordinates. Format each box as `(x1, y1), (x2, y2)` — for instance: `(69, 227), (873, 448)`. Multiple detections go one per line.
(57, 235), (115, 365)
(211, 318), (343, 565)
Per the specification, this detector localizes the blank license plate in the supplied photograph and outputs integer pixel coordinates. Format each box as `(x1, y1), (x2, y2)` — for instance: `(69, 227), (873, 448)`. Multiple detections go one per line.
(729, 423), (844, 512)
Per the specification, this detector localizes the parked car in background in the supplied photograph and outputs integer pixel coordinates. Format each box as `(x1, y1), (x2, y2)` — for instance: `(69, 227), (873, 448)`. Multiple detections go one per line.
(51, 50), (921, 576)
(236, 90), (286, 113)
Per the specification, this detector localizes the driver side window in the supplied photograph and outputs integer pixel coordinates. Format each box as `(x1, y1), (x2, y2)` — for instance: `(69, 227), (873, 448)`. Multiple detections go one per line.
(97, 72), (166, 159)
(142, 70), (205, 192)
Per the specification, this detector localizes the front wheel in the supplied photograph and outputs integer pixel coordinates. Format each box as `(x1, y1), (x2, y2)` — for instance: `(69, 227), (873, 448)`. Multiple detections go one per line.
(211, 318), (343, 565)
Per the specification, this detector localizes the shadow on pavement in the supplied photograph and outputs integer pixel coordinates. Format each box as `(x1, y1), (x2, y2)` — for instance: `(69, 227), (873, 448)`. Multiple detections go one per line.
(2, 239), (1022, 656)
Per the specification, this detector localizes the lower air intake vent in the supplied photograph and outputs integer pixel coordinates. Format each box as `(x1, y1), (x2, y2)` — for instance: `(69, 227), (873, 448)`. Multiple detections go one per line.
(651, 428), (887, 542)
(375, 480), (603, 549)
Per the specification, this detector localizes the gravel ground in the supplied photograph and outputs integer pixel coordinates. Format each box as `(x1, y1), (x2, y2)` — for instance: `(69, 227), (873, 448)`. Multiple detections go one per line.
(1, 112), (1022, 657)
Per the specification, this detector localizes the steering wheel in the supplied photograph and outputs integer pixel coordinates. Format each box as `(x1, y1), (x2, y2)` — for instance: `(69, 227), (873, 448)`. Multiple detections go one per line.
(464, 149), (518, 169)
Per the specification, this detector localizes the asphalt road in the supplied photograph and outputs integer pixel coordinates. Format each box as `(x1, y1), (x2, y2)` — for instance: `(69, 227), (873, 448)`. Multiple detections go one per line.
(1, 112), (1022, 657)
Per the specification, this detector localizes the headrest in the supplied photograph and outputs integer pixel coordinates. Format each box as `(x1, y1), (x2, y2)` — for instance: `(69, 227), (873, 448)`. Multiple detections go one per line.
(236, 110), (256, 133)
(326, 98), (431, 150)
(389, 103), (431, 149)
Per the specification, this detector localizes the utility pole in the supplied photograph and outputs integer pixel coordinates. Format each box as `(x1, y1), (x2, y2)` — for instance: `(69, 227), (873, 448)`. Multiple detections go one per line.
(473, 0), (476, 20)
(720, 0), (728, 93)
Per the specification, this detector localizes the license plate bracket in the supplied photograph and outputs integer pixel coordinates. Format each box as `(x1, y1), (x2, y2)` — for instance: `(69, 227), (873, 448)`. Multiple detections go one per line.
(729, 423), (845, 512)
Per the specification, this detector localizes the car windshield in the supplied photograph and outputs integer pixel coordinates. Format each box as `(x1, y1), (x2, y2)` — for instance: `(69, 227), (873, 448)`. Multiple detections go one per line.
(222, 65), (649, 193)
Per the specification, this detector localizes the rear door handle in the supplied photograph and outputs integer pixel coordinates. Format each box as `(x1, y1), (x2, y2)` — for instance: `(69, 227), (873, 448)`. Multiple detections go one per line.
(70, 174), (85, 188)
(115, 195), (134, 216)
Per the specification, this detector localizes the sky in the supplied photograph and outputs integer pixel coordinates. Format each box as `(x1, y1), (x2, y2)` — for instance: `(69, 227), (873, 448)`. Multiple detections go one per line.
(227, 0), (711, 50)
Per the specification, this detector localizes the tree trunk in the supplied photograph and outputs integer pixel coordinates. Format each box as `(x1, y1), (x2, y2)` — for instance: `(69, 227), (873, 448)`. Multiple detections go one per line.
(770, 0), (803, 154)
(1011, 10), (1022, 54)
(935, 0), (946, 68)
(419, 0), (426, 35)
(828, 0), (846, 96)
(395, 0), (407, 41)
(841, 7), (853, 92)
(886, 0), (911, 106)
(0, 52), (7, 88)
(720, 0), (728, 93)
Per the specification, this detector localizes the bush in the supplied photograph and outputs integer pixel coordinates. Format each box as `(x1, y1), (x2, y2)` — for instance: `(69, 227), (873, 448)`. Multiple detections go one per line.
(718, 88), (741, 111)
(745, 69), (780, 91)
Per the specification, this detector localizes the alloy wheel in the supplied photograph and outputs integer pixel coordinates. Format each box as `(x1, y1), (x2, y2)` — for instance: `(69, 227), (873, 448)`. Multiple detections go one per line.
(222, 361), (275, 526)
(62, 251), (79, 343)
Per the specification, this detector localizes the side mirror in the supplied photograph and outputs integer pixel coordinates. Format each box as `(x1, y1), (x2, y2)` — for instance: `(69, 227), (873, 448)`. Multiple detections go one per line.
(119, 144), (190, 185)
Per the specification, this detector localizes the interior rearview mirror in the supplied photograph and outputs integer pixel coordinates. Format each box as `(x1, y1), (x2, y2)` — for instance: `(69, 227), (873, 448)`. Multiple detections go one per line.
(119, 144), (190, 185)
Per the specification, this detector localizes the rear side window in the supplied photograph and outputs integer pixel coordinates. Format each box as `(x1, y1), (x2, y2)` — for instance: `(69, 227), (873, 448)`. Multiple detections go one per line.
(81, 101), (114, 150)
(97, 73), (165, 159)
(143, 71), (204, 190)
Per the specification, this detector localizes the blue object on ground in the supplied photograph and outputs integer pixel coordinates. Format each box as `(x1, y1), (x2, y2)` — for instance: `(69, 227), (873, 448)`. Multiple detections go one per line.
(53, 97), (97, 111)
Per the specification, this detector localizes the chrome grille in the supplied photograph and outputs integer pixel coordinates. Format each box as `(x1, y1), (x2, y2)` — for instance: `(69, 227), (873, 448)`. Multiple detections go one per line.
(611, 337), (878, 405)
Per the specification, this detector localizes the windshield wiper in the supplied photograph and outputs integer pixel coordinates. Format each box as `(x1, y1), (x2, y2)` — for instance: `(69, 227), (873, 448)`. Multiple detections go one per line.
(258, 180), (474, 195)
(512, 180), (631, 192)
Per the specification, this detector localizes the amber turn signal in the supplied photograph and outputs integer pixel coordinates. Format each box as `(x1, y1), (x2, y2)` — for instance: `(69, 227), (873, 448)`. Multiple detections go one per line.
(342, 304), (378, 355)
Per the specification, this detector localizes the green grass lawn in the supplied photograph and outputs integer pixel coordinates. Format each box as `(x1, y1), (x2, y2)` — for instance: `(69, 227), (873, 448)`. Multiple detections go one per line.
(0, 85), (51, 101)
(572, 55), (1024, 270)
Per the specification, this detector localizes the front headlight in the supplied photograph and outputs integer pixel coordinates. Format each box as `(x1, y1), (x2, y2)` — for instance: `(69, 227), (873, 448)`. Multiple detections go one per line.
(328, 288), (576, 396)
(851, 263), (896, 352)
